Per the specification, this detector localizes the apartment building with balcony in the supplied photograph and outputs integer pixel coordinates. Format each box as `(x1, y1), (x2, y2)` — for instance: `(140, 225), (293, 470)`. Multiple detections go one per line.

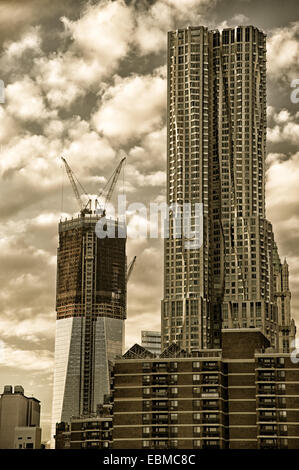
(111, 329), (299, 449)
(55, 401), (113, 449)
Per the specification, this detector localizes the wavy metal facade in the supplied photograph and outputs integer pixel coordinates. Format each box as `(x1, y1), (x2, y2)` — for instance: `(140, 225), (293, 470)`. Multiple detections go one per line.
(162, 25), (295, 352)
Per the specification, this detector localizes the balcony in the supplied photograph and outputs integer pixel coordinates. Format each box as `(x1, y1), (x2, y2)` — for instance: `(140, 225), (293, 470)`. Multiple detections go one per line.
(202, 415), (219, 424)
(152, 428), (168, 438)
(152, 401), (168, 411)
(202, 441), (220, 449)
(257, 374), (275, 382)
(258, 400), (276, 408)
(202, 362), (219, 371)
(259, 413), (276, 422)
(258, 387), (275, 395)
(260, 439), (278, 449)
(201, 392), (219, 398)
(202, 401), (219, 410)
(259, 428), (277, 436)
(152, 415), (168, 425)
(152, 377), (168, 386)
(202, 376), (219, 385)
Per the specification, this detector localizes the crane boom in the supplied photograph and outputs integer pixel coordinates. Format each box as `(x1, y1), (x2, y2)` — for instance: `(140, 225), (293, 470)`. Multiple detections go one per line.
(106, 157), (126, 204)
(127, 256), (136, 282)
(98, 157), (126, 206)
(61, 156), (83, 211)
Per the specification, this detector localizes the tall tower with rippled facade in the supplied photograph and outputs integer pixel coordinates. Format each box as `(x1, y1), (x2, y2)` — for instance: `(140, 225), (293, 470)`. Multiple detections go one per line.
(51, 213), (126, 446)
(162, 25), (295, 352)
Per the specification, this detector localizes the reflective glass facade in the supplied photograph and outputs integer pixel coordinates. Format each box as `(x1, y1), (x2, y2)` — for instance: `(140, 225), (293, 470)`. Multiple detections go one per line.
(51, 214), (126, 447)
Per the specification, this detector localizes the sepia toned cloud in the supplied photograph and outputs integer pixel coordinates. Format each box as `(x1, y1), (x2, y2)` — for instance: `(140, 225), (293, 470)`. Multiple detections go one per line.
(0, 0), (298, 444)
(267, 22), (299, 82)
(92, 70), (166, 144)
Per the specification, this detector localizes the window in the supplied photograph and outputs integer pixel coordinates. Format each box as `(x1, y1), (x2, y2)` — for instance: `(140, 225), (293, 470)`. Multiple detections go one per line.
(277, 358), (285, 368)
(193, 400), (201, 410)
(193, 374), (201, 384)
(279, 411), (287, 421)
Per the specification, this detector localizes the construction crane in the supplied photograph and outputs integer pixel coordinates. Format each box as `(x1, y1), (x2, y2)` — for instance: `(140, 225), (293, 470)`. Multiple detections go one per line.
(127, 256), (136, 282)
(61, 156), (92, 216)
(97, 156), (126, 215)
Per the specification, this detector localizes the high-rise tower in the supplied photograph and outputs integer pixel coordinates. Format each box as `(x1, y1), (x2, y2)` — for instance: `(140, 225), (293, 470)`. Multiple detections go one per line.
(51, 213), (126, 445)
(162, 25), (295, 352)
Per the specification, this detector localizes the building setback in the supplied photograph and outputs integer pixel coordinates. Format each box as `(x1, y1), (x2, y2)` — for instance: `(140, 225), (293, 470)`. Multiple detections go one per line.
(111, 329), (299, 449)
(51, 214), (126, 446)
(162, 25), (295, 352)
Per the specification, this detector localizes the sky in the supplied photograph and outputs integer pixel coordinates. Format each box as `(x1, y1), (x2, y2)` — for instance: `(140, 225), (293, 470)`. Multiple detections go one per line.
(0, 0), (298, 443)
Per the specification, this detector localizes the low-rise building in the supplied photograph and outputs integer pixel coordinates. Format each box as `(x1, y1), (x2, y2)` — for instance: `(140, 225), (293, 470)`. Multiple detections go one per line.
(14, 426), (42, 449)
(55, 401), (112, 449)
(0, 385), (41, 449)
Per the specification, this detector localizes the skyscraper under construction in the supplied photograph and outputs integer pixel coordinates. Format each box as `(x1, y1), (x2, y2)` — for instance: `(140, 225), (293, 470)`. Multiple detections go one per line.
(51, 162), (127, 445)
(162, 25), (295, 352)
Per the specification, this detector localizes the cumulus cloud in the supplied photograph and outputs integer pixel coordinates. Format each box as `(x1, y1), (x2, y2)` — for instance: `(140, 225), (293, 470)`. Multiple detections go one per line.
(134, 0), (217, 55)
(128, 127), (167, 172)
(218, 13), (249, 29)
(266, 151), (299, 326)
(0, 342), (53, 372)
(34, 1), (135, 109)
(92, 69), (166, 144)
(267, 22), (299, 82)
(1, 0), (299, 443)
(267, 108), (299, 146)
(0, 26), (42, 75)
(6, 77), (56, 121)
(61, 1), (134, 64)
